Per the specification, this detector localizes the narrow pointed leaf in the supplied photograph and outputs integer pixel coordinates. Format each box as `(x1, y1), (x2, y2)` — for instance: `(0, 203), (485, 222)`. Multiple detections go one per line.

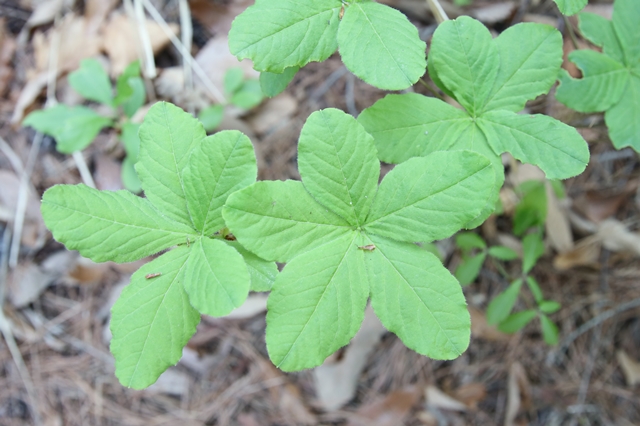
(540, 313), (559, 345)
(578, 13), (624, 62)
(553, 0), (587, 16)
(260, 66), (299, 97)
(298, 109), (379, 226)
(486, 279), (523, 325)
(605, 75), (640, 150)
(183, 130), (257, 235)
(365, 151), (494, 243)
(137, 102), (206, 227)
(110, 248), (199, 389)
(337, 2), (426, 90)
(484, 23), (563, 113)
(479, 110), (589, 180)
(227, 241), (278, 292)
(41, 184), (196, 263)
(228, 0), (341, 73)
(455, 252), (486, 286)
(68, 59), (113, 106)
(366, 235), (470, 360)
(266, 233), (368, 371)
(498, 310), (536, 333)
(223, 180), (351, 263)
(556, 50), (629, 112)
(522, 233), (545, 273)
(183, 238), (250, 317)
(428, 16), (499, 115)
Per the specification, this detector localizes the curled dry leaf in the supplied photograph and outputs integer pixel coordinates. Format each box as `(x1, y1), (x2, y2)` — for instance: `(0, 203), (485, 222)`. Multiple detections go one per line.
(616, 350), (640, 387)
(597, 219), (640, 256)
(471, 2), (517, 25)
(425, 385), (467, 411)
(553, 235), (601, 270)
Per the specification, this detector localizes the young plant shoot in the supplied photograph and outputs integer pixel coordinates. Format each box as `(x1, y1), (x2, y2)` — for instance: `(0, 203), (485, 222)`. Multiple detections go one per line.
(222, 108), (496, 371)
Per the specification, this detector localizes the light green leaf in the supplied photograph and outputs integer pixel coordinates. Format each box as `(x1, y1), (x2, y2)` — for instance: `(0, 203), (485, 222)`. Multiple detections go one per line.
(266, 232), (368, 371)
(522, 232), (545, 274)
(612, 0), (640, 67)
(605, 75), (640, 150)
(120, 122), (141, 160)
(228, 0), (341, 73)
(298, 108), (379, 227)
(41, 184), (196, 263)
(121, 156), (142, 193)
(110, 248), (199, 389)
(526, 276), (544, 304)
(114, 61), (142, 105)
(224, 68), (245, 94)
(223, 180), (351, 263)
(553, 0), (587, 16)
(121, 77), (145, 118)
(539, 313), (559, 345)
(366, 235), (470, 360)
(513, 180), (547, 235)
(68, 58), (113, 106)
(429, 16), (499, 115)
(539, 300), (561, 314)
(226, 241), (278, 292)
(578, 13), (624, 62)
(488, 246), (519, 261)
(498, 310), (536, 333)
(183, 130), (257, 236)
(365, 151), (494, 243)
(198, 105), (224, 133)
(486, 279), (523, 325)
(137, 102), (206, 227)
(556, 50), (629, 113)
(337, 1), (426, 90)
(484, 23), (563, 112)
(230, 80), (264, 109)
(260, 66), (299, 97)
(23, 105), (112, 154)
(455, 252), (486, 286)
(455, 232), (486, 250)
(183, 238), (250, 317)
(479, 110), (589, 180)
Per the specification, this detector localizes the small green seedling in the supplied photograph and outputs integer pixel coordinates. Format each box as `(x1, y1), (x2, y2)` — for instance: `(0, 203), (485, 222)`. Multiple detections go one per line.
(454, 232), (519, 286)
(229, 0), (426, 91)
(222, 108), (496, 371)
(41, 102), (277, 389)
(358, 17), (589, 227)
(556, 0), (640, 151)
(23, 59), (146, 192)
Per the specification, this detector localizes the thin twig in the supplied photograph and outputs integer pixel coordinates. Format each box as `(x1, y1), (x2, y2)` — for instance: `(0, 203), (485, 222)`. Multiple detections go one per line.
(178, 0), (194, 114)
(72, 151), (96, 188)
(418, 78), (445, 101)
(426, 0), (449, 23)
(132, 0), (157, 79)
(139, 0), (226, 104)
(563, 15), (579, 50)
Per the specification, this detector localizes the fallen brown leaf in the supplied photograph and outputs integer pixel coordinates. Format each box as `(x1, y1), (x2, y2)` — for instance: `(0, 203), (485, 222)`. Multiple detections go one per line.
(0, 170), (45, 248)
(246, 94), (298, 135)
(553, 235), (601, 270)
(425, 385), (467, 411)
(470, 306), (510, 342)
(471, 2), (516, 24)
(348, 386), (422, 426)
(453, 382), (487, 409)
(0, 18), (16, 96)
(504, 362), (531, 426)
(616, 350), (640, 387)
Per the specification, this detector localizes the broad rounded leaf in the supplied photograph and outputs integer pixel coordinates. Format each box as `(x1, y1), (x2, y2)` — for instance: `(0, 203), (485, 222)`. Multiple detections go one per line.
(226, 241), (278, 292)
(337, 2), (426, 90)
(223, 180), (351, 263)
(612, 0), (640, 67)
(605, 75), (640, 150)
(183, 238), (250, 317)
(479, 110), (589, 180)
(110, 248), (199, 389)
(553, 0), (587, 16)
(183, 130), (257, 235)
(366, 235), (470, 360)
(365, 151), (494, 243)
(68, 58), (113, 105)
(137, 102), (206, 227)
(266, 233), (368, 371)
(41, 184), (196, 263)
(429, 16), (499, 115)
(260, 66), (299, 97)
(229, 0), (341, 72)
(299, 108), (379, 226)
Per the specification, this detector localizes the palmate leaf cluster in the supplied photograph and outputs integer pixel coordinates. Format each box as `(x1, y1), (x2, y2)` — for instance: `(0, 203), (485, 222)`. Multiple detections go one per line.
(556, 0), (640, 151)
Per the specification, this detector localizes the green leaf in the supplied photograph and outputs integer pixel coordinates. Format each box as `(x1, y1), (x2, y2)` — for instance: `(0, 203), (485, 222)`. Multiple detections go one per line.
(229, 0), (341, 73)
(455, 232), (486, 250)
(68, 58), (113, 106)
(266, 232), (368, 371)
(479, 110), (589, 180)
(539, 300), (561, 314)
(526, 276), (544, 304)
(365, 150), (494, 243)
(198, 105), (224, 132)
(337, 1), (426, 90)
(298, 108), (379, 227)
(226, 241), (278, 292)
(223, 180), (351, 263)
(121, 77), (146, 118)
(612, 0), (640, 67)
(183, 238), (250, 317)
(136, 102), (206, 227)
(114, 61), (142, 105)
(230, 80), (264, 109)
(224, 68), (245, 94)
(522, 232), (545, 274)
(428, 16), (499, 115)
(556, 50), (629, 113)
(260, 66), (299, 97)
(110, 247), (200, 389)
(578, 13), (624, 62)
(183, 130), (257, 236)
(41, 184), (196, 263)
(455, 252), (486, 286)
(605, 75), (640, 150)
(121, 156), (142, 193)
(486, 279), (523, 325)
(553, 0), (587, 16)
(483, 23), (563, 112)
(498, 310), (537, 333)
(488, 246), (519, 261)
(513, 180), (547, 235)
(120, 122), (141, 160)
(23, 105), (112, 154)
(539, 313), (559, 345)
(367, 235), (470, 360)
